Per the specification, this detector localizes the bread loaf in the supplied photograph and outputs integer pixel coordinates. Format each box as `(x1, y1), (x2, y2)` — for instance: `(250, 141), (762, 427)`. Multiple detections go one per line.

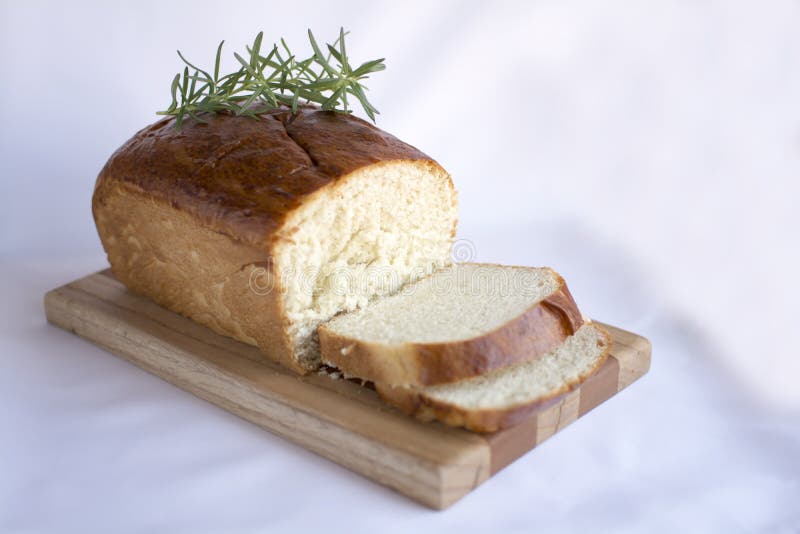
(92, 107), (458, 373)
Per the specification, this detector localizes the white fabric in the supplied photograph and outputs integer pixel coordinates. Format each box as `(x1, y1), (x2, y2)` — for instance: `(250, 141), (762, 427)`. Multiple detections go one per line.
(1, 1), (799, 532)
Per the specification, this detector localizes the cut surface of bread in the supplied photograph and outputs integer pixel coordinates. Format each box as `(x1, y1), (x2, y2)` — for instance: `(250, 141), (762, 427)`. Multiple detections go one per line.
(273, 159), (457, 368)
(376, 322), (612, 432)
(318, 263), (584, 387)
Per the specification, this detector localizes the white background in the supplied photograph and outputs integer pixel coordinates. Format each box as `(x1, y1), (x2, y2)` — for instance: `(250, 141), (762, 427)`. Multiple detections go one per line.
(1, 1), (798, 532)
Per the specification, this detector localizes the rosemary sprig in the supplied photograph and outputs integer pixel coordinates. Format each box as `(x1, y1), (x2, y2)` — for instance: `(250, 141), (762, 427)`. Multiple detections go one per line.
(157, 28), (385, 129)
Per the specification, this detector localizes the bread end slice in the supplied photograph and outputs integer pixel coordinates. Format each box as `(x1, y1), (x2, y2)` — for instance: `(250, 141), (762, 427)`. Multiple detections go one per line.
(375, 323), (612, 433)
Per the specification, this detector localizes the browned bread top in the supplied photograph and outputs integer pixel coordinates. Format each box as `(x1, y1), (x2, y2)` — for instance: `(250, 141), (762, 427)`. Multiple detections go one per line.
(93, 106), (437, 249)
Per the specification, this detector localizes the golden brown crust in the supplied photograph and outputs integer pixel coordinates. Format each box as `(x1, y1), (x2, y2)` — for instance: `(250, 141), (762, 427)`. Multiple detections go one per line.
(93, 106), (438, 250)
(318, 268), (584, 387)
(375, 325), (612, 433)
(93, 106), (446, 372)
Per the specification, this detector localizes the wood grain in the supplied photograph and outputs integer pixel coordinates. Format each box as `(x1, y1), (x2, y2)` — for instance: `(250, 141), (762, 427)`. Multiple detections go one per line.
(44, 270), (651, 509)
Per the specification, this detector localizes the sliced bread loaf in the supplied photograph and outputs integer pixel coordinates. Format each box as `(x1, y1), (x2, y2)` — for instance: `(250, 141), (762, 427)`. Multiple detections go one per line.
(376, 322), (612, 432)
(318, 263), (584, 387)
(93, 106), (457, 374)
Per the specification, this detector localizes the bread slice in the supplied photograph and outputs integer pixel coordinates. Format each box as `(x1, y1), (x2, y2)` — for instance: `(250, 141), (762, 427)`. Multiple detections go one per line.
(318, 263), (584, 387)
(375, 323), (612, 432)
(92, 106), (457, 373)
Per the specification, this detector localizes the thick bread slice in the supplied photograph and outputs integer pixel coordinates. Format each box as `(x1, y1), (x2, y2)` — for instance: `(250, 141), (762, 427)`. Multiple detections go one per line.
(375, 323), (612, 432)
(92, 106), (457, 373)
(318, 263), (584, 387)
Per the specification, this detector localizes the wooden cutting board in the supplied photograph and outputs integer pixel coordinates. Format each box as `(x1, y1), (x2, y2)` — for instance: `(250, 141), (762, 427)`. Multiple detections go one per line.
(44, 269), (651, 510)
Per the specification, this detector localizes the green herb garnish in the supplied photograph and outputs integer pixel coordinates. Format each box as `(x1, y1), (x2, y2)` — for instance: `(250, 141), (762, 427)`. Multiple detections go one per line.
(158, 28), (385, 129)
